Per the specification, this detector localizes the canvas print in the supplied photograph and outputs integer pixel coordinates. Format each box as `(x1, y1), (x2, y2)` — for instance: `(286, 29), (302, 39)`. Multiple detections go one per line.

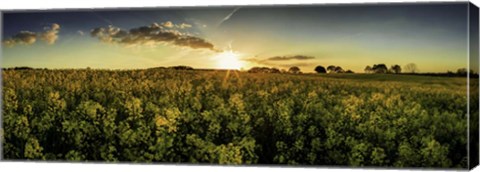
(1, 2), (479, 169)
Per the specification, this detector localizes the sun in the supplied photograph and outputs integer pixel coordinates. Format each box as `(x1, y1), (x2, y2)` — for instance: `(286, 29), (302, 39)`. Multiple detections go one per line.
(216, 51), (244, 70)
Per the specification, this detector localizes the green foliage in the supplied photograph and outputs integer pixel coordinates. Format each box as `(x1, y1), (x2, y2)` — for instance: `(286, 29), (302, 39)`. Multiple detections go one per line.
(1, 69), (471, 168)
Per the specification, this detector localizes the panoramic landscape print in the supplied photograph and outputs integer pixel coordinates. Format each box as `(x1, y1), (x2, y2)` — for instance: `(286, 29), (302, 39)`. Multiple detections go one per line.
(1, 2), (479, 169)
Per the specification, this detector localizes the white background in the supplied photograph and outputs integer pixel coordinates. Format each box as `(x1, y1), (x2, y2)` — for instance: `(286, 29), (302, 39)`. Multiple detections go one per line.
(0, 0), (479, 172)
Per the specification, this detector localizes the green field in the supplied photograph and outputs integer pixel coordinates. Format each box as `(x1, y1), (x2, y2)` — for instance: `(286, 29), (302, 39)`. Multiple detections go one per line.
(1, 69), (476, 168)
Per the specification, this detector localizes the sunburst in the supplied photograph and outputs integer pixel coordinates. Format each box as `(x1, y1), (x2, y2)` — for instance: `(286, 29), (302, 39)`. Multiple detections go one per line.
(213, 50), (245, 87)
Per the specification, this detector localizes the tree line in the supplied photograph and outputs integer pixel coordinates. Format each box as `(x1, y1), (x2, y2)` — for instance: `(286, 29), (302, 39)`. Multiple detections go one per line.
(4, 63), (478, 77)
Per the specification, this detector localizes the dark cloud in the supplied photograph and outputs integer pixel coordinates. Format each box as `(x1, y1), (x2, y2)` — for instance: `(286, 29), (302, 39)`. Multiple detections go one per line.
(267, 55), (315, 61)
(244, 55), (315, 68)
(3, 31), (37, 47)
(174, 36), (216, 50)
(277, 63), (312, 67)
(3, 23), (61, 47)
(90, 25), (127, 43)
(90, 23), (219, 51)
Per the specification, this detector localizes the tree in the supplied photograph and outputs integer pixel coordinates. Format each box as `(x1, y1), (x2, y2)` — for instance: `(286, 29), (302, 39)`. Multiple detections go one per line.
(327, 65), (336, 73)
(248, 67), (280, 73)
(170, 65), (194, 70)
(404, 63), (418, 73)
(391, 65), (401, 74)
(364, 66), (373, 73)
(270, 68), (281, 73)
(345, 70), (354, 73)
(372, 64), (388, 73)
(457, 68), (467, 76)
(334, 66), (344, 73)
(314, 66), (327, 73)
(288, 66), (301, 74)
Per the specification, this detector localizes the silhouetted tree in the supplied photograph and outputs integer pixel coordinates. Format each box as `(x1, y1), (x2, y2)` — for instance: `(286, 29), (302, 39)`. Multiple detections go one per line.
(270, 68), (281, 73)
(334, 66), (344, 73)
(346, 70), (354, 73)
(314, 65), (327, 73)
(11, 66), (34, 70)
(457, 68), (467, 75)
(170, 65), (194, 70)
(364, 66), (373, 73)
(327, 65), (336, 73)
(372, 64), (388, 73)
(404, 63), (418, 73)
(391, 65), (401, 74)
(288, 66), (301, 74)
(248, 67), (284, 73)
(248, 67), (271, 73)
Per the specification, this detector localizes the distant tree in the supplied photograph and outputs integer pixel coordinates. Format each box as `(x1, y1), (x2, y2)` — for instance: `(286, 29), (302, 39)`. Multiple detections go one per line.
(404, 63), (418, 73)
(248, 67), (268, 73)
(170, 65), (194, 70)
(327, 65), (336, 73)
(364, 66), (373, 73)
(391, 65), (402, 74)
(334, 66), (344, 73)
(270, 68), (281, 73)
(12, 66), (34, 70)
(314, 65), (327, 73)
(372, 64), (388, 73)
(387, 69), (393, 74)
(248, 67), (284, 73)
(288, 66), (301, 74)
(345, 70), (354, 73)
(248, 67), (260, 73)
(457, 68), (468, 75)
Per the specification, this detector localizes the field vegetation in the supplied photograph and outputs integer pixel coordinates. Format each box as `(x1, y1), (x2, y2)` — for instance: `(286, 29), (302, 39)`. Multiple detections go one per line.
(2, 68), (476, 168)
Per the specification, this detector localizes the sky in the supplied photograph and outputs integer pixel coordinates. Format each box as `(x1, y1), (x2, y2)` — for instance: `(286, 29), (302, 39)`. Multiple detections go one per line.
(1, 2), (474, 73)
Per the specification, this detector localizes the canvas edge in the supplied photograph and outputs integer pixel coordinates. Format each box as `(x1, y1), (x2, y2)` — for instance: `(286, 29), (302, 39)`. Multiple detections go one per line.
(0, 9), (4, 161)
(468, 1), (480, 170)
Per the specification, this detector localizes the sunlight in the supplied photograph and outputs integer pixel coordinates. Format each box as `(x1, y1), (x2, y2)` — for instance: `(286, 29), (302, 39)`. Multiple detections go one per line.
(216, 51), (244, 70)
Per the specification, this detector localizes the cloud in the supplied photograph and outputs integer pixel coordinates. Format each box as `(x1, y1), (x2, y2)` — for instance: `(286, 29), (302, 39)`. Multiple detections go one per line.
(174, 36), (215, 50)
(3, 31), (37, 47)
(277, 63), (312, 67)
(51, 23), (60, 30)
(90, 25), (128, 43)
(40, 23), (61, 44)
(160, 21), (192, 29)
(179, 23), (192, 29)
(162, 21), (174, 28)
(244, 55), (316, 68)
(90, 23), (220, 52)
(3, 23), (61, 47)
(267, 55), (315, 61)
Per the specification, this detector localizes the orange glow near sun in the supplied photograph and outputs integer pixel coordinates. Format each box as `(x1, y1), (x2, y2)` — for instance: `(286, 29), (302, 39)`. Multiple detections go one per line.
(216, 51), (244, 70)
